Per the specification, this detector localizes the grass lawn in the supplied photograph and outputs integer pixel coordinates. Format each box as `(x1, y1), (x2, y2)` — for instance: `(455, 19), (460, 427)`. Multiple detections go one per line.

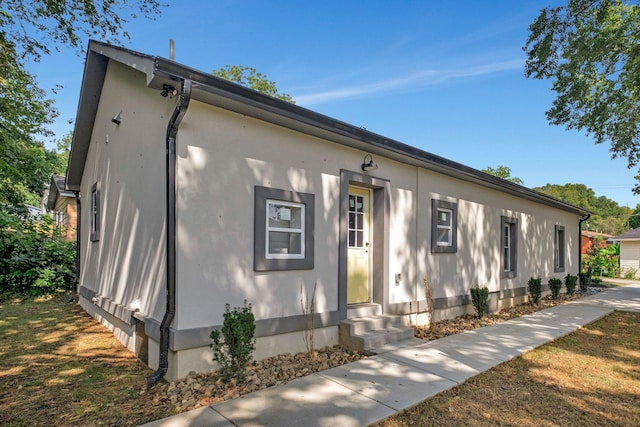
(1, 286), (638, 426)
(376, 310), (640, 427)
(0, 292), (171, 426)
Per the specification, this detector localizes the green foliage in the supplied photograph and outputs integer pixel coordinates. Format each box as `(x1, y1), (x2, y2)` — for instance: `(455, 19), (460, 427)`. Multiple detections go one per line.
(533, 183), (631, 235)
(528, 277), (542, 305)
(578, 271), (591, 292)
(548, 277), (563, 300)
(481, 165), (524, 185)
(623, 268), (637, 279)
(565, 274), (578, 295)
(1, 1), (163, 207)
(210, 301), (256, 383)
(583, 243), (620, 277)
(629, 206), (640, 230)
(213, 65), (295, 103)
(0, 206), (76, 298)
(524, 0), (640, 194)
(470, 285), (490, 318)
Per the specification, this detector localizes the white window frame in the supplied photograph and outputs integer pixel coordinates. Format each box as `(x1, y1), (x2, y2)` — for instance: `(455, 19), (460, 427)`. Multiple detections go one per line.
(431, 199), (457, 253)
(254, 186), (315, 272)
(501, 216), (517, 278)
(555, 225), (566, 272)
(503, 224), (511, 271)
(90, 182), (100, 242)
(265, 199), (305, 260)
(436, 207), (454, 247)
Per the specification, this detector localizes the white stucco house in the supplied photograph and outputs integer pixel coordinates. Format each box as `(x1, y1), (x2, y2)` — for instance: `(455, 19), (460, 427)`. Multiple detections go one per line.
(613, 228), (640, 278)
(66, 41), (590, 383)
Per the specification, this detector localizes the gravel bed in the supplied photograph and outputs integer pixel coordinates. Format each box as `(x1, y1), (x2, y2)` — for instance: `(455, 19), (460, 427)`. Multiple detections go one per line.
(151, 291), (594, 414)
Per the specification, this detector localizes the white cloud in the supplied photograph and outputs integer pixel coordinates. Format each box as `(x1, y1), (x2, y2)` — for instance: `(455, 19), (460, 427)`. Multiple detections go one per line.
(295, 59), (523, 105)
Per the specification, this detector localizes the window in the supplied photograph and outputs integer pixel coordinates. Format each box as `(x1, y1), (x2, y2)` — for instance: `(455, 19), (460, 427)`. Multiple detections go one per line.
(501, 216), (517, 278)
(431, 199), (457, 253)
(555, 225), (565, 272)
(266, 200), (304, 259)
(254, 186), (314, 271)
(90, 182), (100, 242)
(348, 194), (366, 248)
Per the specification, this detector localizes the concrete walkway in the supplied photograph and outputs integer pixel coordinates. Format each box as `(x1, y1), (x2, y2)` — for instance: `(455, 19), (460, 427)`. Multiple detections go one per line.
(141, 283), (640, 427)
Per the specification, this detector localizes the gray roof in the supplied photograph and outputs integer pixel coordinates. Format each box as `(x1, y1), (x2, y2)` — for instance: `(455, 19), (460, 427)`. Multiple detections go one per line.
(67, 40), (590, 217)
(614, 227), (640, 240)
(46, 175), (75, 211)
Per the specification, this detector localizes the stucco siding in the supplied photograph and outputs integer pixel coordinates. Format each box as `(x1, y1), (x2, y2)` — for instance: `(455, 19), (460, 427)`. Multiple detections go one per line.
(419, 169), (579, 301)
(70, 44), (587, 381)
(176, 101), (345, 329)
(620, 241), (640, 277)
(174, 99), (581, 332)
(79, 60), (175, 323)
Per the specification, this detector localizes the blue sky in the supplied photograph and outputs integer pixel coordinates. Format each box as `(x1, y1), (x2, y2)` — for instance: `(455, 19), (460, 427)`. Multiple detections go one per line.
(29, 0), (639, 208)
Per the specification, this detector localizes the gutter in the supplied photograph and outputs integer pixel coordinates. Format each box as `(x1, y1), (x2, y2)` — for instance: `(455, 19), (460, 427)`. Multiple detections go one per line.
(74, 191), (81, 297)
(578, 213), (591, 273)
(147, 78), (192, 387)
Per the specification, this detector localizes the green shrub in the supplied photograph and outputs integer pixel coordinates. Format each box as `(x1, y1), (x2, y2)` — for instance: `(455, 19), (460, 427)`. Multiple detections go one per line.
(210, 301), (256, 383)
(564, 274), (578, 296)
(548, 277), (563, 300)
(0, 206), (76, 298)
(470, 285), (490, 318)
(623, 268), (637, 280)
(578, 271), (591, 292)
(528, 277), (542, 305)
(582, 244), (619, 277)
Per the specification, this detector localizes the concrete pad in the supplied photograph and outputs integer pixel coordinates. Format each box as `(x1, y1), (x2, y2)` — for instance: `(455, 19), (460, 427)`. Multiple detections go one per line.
(317, 356), (457, 410)
(379, 345), (479, 384)
(370, 337), (425, 354)
(210, 373), (395, 427)
(139, 405), (233, 427)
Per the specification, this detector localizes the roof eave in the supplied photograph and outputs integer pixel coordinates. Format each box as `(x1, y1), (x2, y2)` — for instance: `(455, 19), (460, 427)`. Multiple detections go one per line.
(67, 41), (590, 217)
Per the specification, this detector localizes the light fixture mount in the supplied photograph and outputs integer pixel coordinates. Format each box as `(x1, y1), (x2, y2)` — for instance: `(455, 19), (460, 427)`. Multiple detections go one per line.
(361, 154), (379, 172)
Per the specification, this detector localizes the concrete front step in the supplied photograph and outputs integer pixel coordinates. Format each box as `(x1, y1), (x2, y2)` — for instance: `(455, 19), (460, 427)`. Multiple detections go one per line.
(347, 303), (382, 318)
(339, 314), (415, 352)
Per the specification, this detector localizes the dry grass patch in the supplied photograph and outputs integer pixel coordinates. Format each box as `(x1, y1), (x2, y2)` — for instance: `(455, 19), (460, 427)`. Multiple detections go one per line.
(0, 292), (171, 427)
(377, 310), (640, 427)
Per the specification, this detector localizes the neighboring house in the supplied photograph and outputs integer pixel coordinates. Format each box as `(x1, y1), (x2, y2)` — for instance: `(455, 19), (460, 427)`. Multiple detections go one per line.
(66, 41), (590, 382)
(581, 231), (613, 255)
(24, 204), (43, 217)
(613, 228), (640, 278)
(46, 175), (77, 241)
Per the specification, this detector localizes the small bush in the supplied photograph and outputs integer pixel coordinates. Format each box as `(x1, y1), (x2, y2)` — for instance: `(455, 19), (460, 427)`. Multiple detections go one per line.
(578, 271), (591, 292)
(528, 277), (542, 305)
(564, 274), (578, 296)
(623, 268), (637, 280)
(548, 277), (563, 300)
(470, 285), (490, 318)
(210, 301), (256, 383)
(0, 207), (76, 298)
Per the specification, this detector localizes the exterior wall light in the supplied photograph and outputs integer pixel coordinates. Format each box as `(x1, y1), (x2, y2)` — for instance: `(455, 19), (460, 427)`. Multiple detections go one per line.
(361, 154), (378, 172)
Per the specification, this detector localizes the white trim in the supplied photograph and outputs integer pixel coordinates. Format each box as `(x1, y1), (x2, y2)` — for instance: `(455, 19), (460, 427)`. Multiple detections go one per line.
(435, 207), (453, 247)
(265, 199), (305, 259)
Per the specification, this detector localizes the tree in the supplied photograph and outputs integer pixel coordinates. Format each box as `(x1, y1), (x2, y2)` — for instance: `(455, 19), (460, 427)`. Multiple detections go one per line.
(213, 65), (295, 103)
(533, 182), (632, 234)
(481, 165), (524, 185)
(524, 0), (640, 193)
(0, 1), (163, 206)
(628, 205), (640, 229)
